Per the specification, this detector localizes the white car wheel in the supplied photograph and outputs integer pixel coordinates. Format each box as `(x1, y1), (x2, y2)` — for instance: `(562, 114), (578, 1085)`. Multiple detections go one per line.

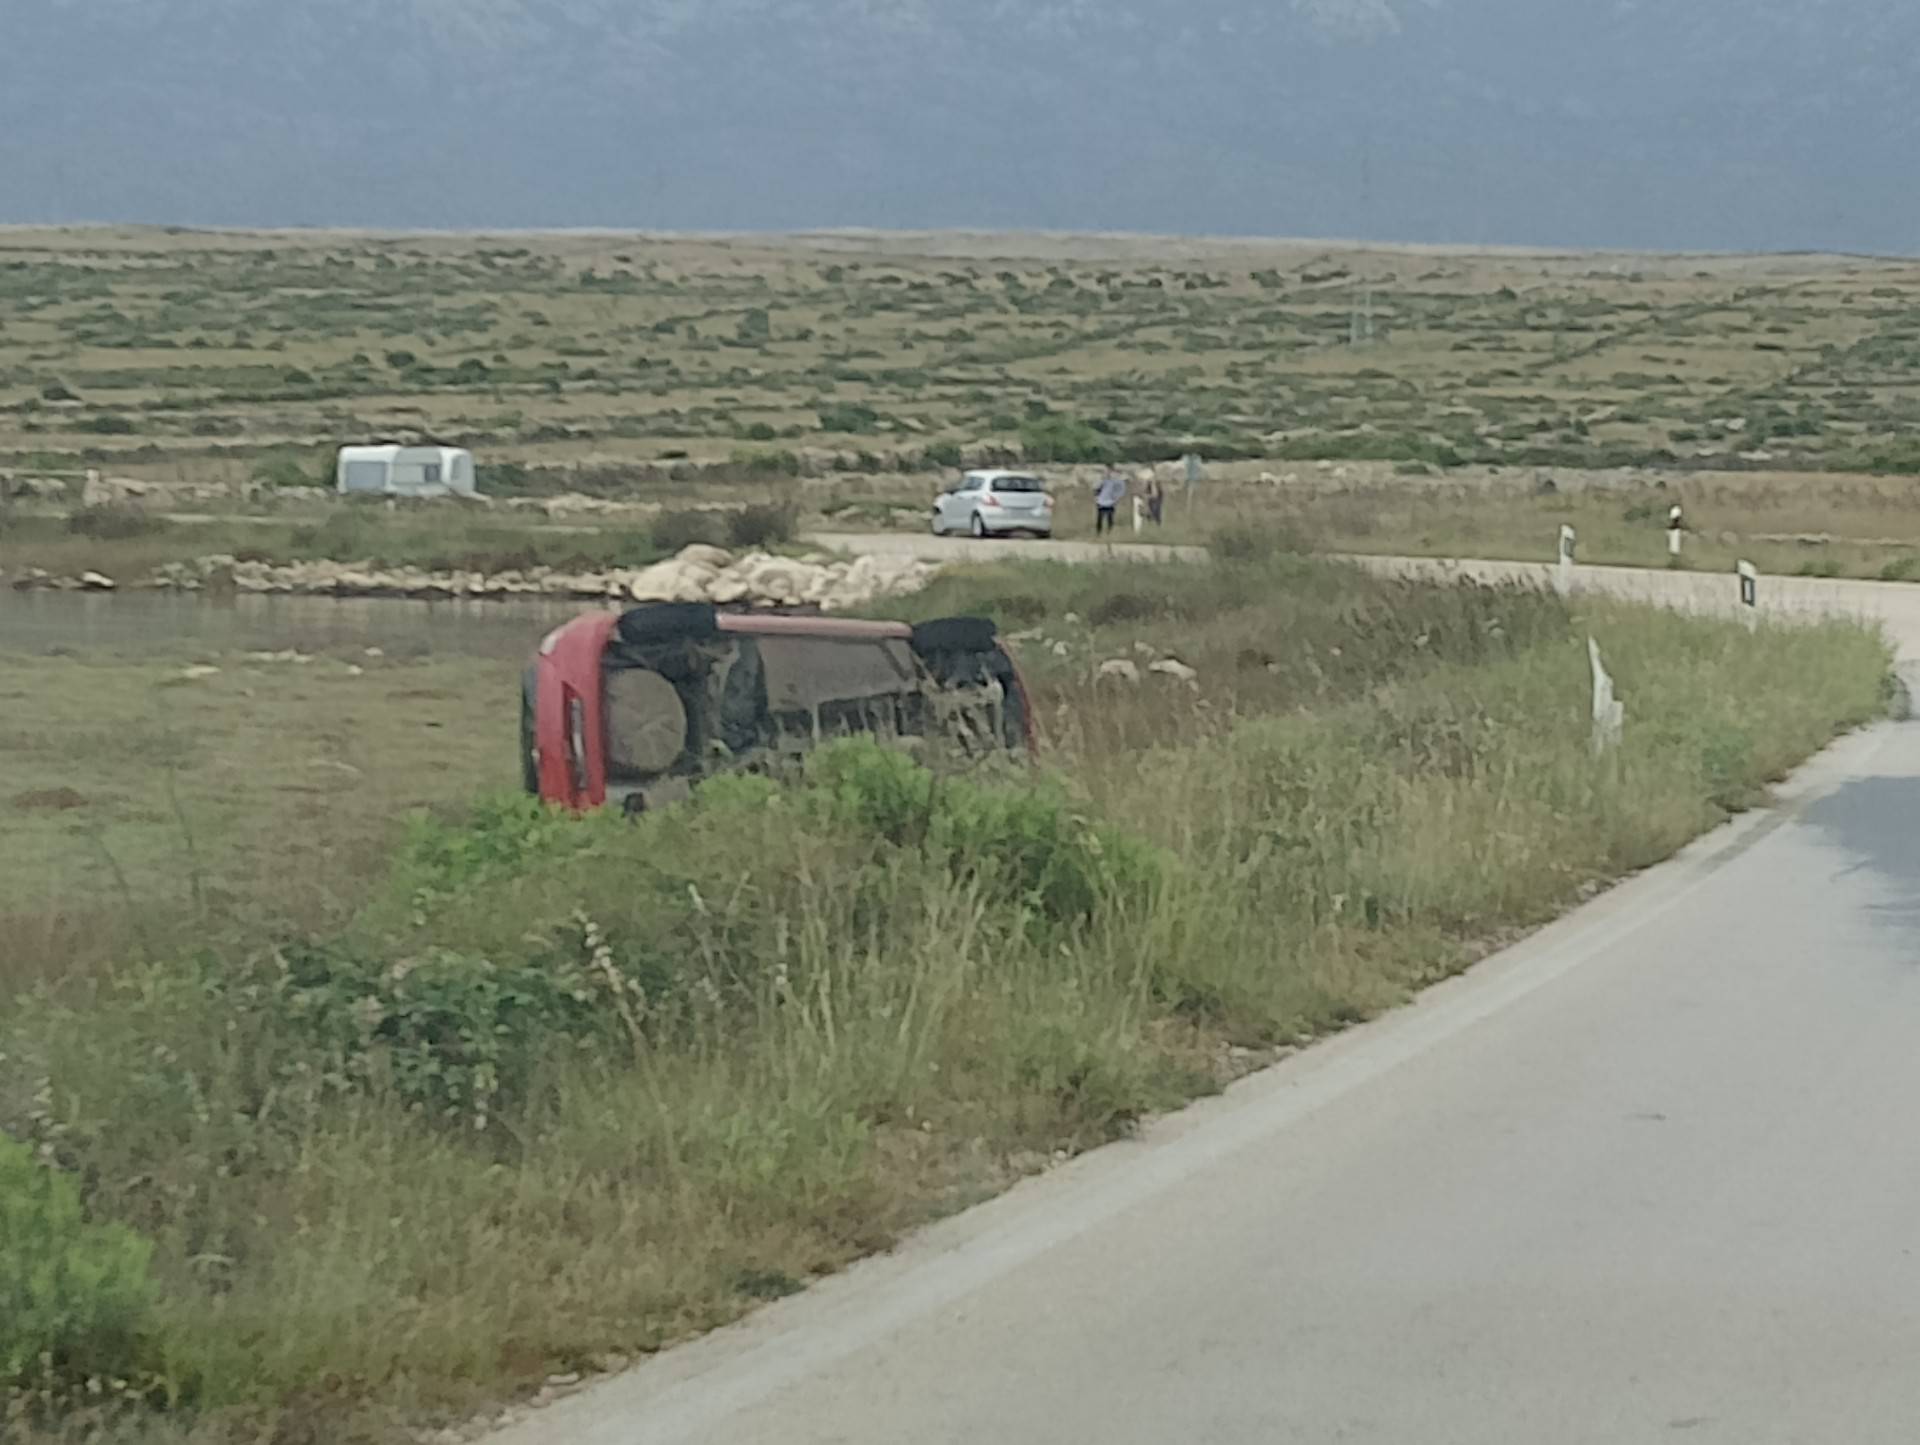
(970, 512), (988, 539)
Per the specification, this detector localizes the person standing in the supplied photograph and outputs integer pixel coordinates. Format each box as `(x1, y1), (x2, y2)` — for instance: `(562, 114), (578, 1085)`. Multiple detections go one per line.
(1145, 473), (1165, 526)
(1094, 468), (1127, 536)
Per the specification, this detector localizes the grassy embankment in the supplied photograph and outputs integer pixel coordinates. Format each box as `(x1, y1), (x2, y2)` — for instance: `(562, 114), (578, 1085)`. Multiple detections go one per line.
(1, 547), (1891, 1444)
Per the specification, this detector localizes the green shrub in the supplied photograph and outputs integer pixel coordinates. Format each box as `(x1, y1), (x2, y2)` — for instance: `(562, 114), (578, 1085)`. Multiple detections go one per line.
(392, 793), (616, 901)
(728, 448), (804, 478)
(251, 451), (328, 489)
(1019, 415), (1109, 464)
(803, 740), (1163, 928)
(64, 504), (165, 541)
(266, 939), (622, 1126)
(726, 502), (796, 549)
(650, 508), (726, 551)
(817, 402), (880, 434)
(0, 1136), (157, 1391)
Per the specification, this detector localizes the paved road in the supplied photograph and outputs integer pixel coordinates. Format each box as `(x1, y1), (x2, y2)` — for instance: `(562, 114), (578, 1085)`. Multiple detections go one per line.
(810, 533), (1920, 661)
(494, 551), (1920, 1445)
(807, 530), (1209, 565)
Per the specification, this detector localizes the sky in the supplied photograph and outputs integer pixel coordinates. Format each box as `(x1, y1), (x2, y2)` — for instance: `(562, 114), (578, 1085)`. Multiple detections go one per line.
(3, 0), (1917, 252)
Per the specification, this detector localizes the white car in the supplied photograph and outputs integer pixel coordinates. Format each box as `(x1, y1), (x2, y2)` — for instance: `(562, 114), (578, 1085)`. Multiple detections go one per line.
(930, 470), (1054, 539)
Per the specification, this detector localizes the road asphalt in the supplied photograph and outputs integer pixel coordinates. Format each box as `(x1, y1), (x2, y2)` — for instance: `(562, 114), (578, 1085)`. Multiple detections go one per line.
(494, 546), (1920, 1445)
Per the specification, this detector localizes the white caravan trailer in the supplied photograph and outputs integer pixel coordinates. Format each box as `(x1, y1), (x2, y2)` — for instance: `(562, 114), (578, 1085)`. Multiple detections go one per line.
(335, 445), (478, 498)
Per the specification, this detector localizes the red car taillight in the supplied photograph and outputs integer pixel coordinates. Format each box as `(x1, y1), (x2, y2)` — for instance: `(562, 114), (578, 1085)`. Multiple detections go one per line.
(981, 492), (997, 506)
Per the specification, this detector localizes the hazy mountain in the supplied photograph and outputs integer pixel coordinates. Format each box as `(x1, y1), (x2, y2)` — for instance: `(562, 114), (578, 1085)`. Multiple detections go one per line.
(3, 0), (1917, 251)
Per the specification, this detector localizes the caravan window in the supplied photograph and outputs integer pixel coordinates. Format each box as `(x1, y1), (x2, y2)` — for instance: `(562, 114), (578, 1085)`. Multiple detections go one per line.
(391, 461), (440, 486)
(452, 455), (472, 486)
(342, 461), (387, 492)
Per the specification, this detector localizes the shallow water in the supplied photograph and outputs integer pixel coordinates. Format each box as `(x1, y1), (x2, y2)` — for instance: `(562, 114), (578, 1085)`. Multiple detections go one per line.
(0, 590), (603, 660)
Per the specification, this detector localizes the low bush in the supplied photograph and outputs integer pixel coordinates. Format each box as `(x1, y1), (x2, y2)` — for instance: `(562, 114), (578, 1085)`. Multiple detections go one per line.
(250, 450), (329, 489)
(1209, 521), (1318, 563)
(1019, 415), (1110, 464)
(64, 505), (165, 541)
(725, 502), (797, 549)
(650, 508), (725, 551)
(1, 1137), (157, 1393)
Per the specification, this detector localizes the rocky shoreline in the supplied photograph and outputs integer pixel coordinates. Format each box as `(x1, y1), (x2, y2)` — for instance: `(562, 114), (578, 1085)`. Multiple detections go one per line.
(5, 545), (937, 611)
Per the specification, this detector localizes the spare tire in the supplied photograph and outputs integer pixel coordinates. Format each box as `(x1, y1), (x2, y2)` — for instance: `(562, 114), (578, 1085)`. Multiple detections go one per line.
(910, 616), (999, 656)
(604, 668), (690, 777)
(618, 602), (719, 646)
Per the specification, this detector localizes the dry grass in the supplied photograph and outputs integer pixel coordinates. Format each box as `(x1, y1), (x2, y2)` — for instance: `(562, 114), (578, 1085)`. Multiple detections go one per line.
(0, 646), (517, 995)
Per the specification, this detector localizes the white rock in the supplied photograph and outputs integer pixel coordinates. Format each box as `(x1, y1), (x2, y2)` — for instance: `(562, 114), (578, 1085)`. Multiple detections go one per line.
(1149, 658), (1199, 684)
(1097, 659), (1142, 683)
(79, 571), (116, 591)
(729, 554), (820, 606)
(629, 558), (716, 602)
(676, 543), (734, 570)
(180, 664), (221, 681)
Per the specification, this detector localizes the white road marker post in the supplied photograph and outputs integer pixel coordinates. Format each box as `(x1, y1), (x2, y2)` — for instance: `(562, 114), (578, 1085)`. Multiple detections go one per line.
(1667, 503), (1685, 560)
(1132, 496), (1144, 534)
(1589, 637), (1624, 755)
(1737, 560), (1759, 629)
(1556, 525), (1577, 596)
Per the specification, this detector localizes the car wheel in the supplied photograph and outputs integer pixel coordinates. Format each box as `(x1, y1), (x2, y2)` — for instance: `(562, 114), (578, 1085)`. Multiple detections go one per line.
(910, 616), (1000, 655)
(617, 602), (719, 645)
(930, 508), (946, 536)
(970, 512), (988, 539)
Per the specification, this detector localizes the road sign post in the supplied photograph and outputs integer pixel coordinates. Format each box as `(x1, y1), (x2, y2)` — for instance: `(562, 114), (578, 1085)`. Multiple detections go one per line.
(1556, 525), (1577, 596)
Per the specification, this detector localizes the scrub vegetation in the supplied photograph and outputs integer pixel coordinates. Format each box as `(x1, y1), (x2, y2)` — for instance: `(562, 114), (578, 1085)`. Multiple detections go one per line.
(0, 548), (1890, 1444)
(11, 229), (1920, 587)
(7, 229), (1920, 487)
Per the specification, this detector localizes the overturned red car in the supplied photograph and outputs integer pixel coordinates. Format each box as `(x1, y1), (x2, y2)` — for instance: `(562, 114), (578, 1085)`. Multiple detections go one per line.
(523, 603), (1037, 813)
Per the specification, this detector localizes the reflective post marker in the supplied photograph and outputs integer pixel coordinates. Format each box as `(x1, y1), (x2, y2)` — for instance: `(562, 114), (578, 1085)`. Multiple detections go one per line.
(1557, 525), (1577, 596)
(1738, 559), (1758, 608)
(1589, 637), (1624, 754)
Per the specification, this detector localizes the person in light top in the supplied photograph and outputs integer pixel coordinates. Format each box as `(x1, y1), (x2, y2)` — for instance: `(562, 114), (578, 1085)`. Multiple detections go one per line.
(1093, 469), (1128, 536)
